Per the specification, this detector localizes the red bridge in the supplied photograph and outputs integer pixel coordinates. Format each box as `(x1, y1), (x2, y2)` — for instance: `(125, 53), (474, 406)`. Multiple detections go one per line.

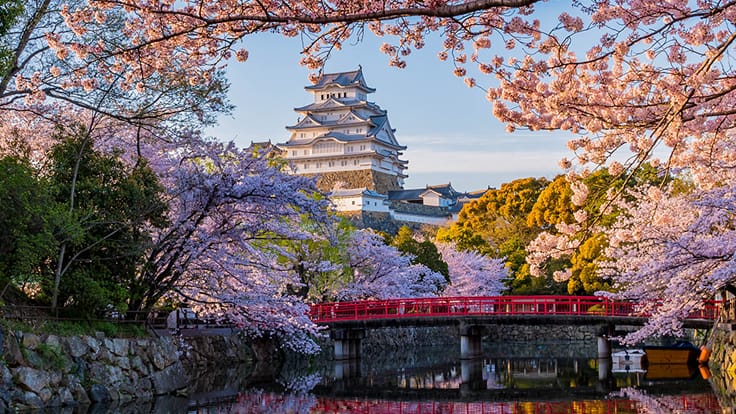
(308, 296), (720, 360)
(309, 295), (720, 324)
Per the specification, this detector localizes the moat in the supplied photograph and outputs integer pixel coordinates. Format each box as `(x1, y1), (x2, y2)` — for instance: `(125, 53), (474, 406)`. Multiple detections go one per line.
(75, 341), (724, 413)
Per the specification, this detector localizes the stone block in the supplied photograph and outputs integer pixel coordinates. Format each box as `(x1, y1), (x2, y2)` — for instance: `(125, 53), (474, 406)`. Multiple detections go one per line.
(21, 334), (40, 351)
(88, 384), (111, 403)
(150, 363), (188, 395)
(13, 366), (50, 391)
(66, 336), (88, 359)
(111, 338), (129, 357)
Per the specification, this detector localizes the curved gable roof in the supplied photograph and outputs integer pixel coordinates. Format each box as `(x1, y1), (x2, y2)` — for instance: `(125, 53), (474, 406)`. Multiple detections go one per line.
(286, 114), (324, 130)
(305, 67), (376, 93)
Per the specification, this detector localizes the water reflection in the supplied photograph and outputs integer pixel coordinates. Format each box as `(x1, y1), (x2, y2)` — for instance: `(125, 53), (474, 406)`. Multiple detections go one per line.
(61, 342), (728, 413)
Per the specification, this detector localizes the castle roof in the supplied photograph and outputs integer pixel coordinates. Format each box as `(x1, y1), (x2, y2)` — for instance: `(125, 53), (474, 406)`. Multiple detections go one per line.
(330, 187), (387, 198)
(387, 184), (461, 202)
(305, 67), (375, 93)
(279, 131), (406, 151)
(294, 98), (386, 114)
(287, 109), (377, 130)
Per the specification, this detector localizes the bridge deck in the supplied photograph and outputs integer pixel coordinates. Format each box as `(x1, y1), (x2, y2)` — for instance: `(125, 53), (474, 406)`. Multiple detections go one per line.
(309, 296), (719, 330)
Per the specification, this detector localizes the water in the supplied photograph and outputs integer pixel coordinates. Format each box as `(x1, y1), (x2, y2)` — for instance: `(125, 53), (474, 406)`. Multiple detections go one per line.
(80, 342), (725, 413)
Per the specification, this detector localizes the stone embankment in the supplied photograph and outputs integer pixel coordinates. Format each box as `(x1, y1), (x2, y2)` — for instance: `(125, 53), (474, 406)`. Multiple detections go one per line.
(705, 326), (736, 406)
(0, 330), (253, 412)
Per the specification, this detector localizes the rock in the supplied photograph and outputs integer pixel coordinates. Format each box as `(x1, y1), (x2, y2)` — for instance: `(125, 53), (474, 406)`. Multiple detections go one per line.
(84, 336), (100, 357)
(45, 335), (61, 350)
(48, 369), (62, 387)
(97, 347), (113, 363)
(151, 350), (167, 371)
(134, 378), (154, 397)
(18, 391), (43, 409)
(0, 363), (12, 385)
(22, 350), (44, 370)
(21, 333), (40, 350)
(36, 386), (52, 403)
(0, 386), (11, 405)
(67, 336), (88, 359)
(88, 384), (111, 403)
(130, 355), (148, 376)
(111, 338), (129, 357)
(13, 366), (50, 391)
(114, 356), (131, 371)
(89, 362), (123, 389)
(69, 380), (90, 405)
(150, 362), (188, 395)
(58, 387), (75, 406)
(3, 333), (24, 366)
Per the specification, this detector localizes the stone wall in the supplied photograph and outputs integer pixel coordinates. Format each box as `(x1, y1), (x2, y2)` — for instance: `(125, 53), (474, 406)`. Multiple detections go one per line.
(705, 326), (736, 407)
(304, 170), (401, 193)
(0, 330), (253, 412)
(389, 201), (451, 217)
(349, 325), (602, 359)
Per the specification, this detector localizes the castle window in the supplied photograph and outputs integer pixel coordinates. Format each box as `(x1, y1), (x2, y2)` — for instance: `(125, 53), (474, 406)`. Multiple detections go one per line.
(303, 163), (309, 169)
(341, 160), (347, 166)
(360, 145), (366, 151)
(291, 150), (297, 156)
(303, 149), (308, 155)
(314, 142), (340, 154)
(353, 159), (358, 165)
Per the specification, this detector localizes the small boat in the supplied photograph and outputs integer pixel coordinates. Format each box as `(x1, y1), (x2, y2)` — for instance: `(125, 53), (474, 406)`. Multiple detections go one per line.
(612, 349), (647, 373)
(643, 341), (700, 365)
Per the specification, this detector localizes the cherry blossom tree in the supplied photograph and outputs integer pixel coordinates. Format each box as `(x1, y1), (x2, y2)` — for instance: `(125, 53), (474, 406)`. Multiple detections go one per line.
(437, 242), (507, 296)
(51, 1), (733, 178)
(338, 229), (446, 300)
(128, 137), (331, 328)
(10, 0), (736, 345)
(595, 184), (736, 343)
(0, 0), (230, 148)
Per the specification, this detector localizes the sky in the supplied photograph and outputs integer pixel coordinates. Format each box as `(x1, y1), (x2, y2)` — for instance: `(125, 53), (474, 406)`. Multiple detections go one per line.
(206, 32), (573, 192)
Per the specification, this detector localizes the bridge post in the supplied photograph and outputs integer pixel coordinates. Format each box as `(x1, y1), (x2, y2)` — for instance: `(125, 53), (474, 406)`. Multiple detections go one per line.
(597, 325), (614, 384)
(459, 358), (485, 395)
(459, 325), (483, 359)
(331, 328), (365, 360)
(597, 335), (611, 359)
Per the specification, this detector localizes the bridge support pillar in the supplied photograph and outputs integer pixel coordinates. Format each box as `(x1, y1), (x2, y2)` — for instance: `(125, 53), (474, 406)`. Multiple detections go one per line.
(597, 336), (611, 359)
(597, 333), (612, 383)
(331, 328), (365, 360)
(459, 325), (483, 359)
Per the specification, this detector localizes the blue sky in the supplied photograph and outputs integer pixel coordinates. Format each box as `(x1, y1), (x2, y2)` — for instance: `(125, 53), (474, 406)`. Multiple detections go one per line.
(206, 32), (572, 192)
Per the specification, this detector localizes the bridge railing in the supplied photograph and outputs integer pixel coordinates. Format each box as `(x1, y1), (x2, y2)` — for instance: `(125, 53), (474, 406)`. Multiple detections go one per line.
(309, 296), (721, 323)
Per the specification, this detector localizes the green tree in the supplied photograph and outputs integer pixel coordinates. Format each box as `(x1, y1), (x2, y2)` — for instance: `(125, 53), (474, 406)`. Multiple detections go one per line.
(437, 177), (565, 294)
(0, 156), (56, 297)
(0, 0), (22, 77)
(390, 226), (449, 285)
(45, 126), (167, 315)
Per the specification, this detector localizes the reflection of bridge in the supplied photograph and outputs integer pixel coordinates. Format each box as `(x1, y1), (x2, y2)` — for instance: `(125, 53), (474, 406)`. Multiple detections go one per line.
(309, 296), (720, 359)
(230, 391), (722, 414)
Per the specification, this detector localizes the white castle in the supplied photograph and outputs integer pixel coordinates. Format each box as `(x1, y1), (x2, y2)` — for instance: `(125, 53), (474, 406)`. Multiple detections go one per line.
(276, 67), (486, 227)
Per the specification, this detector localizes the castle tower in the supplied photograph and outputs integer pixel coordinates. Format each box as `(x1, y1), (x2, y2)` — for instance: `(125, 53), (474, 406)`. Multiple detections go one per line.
(278, 67), (408, 193)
